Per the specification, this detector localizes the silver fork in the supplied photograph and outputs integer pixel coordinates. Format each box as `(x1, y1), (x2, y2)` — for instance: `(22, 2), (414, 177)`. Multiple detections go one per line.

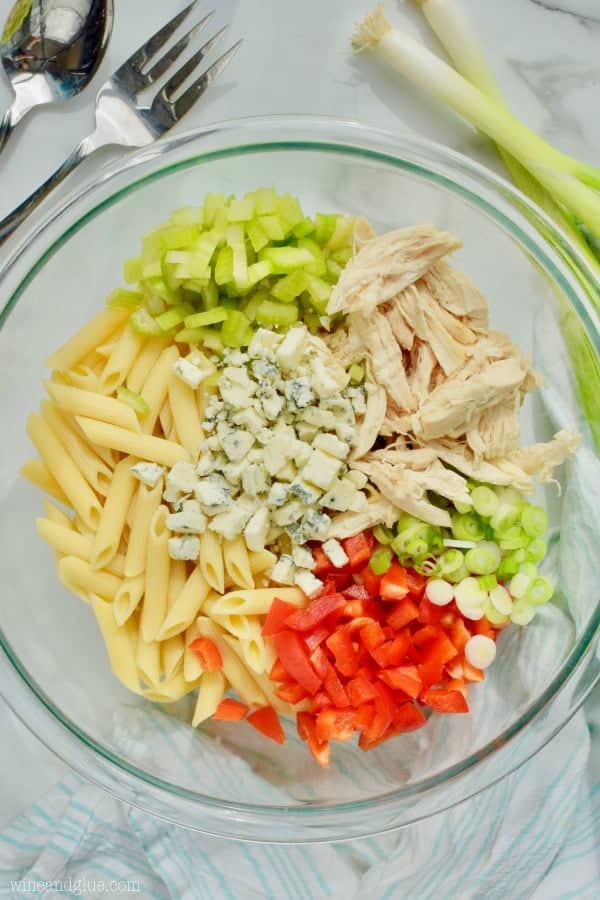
(0, 1), (241, 245)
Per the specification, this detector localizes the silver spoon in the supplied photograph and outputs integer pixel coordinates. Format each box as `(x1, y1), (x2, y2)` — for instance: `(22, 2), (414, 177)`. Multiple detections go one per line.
(0, 0), (113, 153)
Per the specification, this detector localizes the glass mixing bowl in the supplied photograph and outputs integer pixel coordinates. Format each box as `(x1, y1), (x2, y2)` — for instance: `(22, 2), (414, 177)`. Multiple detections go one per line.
(1, 116), (599, 843)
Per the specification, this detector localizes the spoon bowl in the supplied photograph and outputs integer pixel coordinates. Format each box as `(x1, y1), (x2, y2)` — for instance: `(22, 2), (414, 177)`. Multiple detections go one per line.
(0, 0), (113, 150)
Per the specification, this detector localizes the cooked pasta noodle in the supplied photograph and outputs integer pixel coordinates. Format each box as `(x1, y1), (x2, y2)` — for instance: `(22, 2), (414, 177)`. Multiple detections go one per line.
(183, 620), (204, 682)
(42, 499), (73, 530)
(136, 634), (161, 687)
(46, 307), (129, 372)
(157, 567), (211, 641)
(207, 587), (305, 617)
(58, 556), (121, 602)
(91, 456), (138, 569)
(99, 326), (146, 394)
(161, 634), (185, 681)
(36, 518), (126, 577)
(199, 530), (224, 593)
(113, 574), (145, 626)
(75, 417), (188, 467)
(127, 337), (170, 394)
(91, 595), (141, 694)
(26, 415), (102, 530)
(125, 480), (163, 578)
(248, 549), (277, 575)
(40, 400), (113, 496)
(168, 375), (204, 457)
(140, 345), (180, 434)
(195, 617), (266, 706)
(223, 536), (254, 590)
(192, 671), (225, 726)
(145, 672), (200, 704)
(20, 458), (70, 506)
(59, 365), (99, 392)
(141, 505), (171, 643)
(168, 559), (188, 608)
(45, 381), (141, 432)
(158, 399), (173, 438)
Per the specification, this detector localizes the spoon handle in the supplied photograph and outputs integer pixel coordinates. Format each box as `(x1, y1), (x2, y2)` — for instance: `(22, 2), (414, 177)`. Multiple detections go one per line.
(0, 130), (105, 245)
(0, 107), (15, 153)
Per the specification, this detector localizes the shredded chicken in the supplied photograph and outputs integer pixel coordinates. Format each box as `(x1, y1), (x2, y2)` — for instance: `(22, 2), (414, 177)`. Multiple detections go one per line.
(406, 341), (437, 403)
(358, 309), (417, 412)
(327, 224), (462, 315)
(351, 376), (387, 459)
(351, 459), (454, 527)
(467, 394), (521, 462)
(507, 429), (580, 481)
(328, 498), (398, 540)
(422, 261), (489, 333)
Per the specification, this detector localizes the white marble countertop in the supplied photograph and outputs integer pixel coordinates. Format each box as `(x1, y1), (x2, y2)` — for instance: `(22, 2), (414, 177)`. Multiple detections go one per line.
(1, 0), (599, 855)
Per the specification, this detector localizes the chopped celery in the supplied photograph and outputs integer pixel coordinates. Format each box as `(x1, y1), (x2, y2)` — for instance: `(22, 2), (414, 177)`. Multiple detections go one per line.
(107, 288), (143, 310)
(214, 246), (234, 285)
(175, 327), (207, 344)
(156, 307), (188, 332)
(314, 213), (338, 245)
(349, 363), (365, 384)
(159, 224), (199, 250)
(326, 215), (355, 250)
(146, 295), (166, 317)
(246, 219), (270, 253)
(303, 272), (331, 306)
(129, 308), (163, 336)
(253, 188), (278, 215)
(241, 290), (269, 322)
(278, 193), (304, 230)
(245, 260), (273, 288)
(202, 280), (219, 309)
(204, 371), (221, 388)
(221, 310), (252, 348)
(272, 270), (307, 303)
(227, 197), (255, 222)
(293, 217), (315, 238)
(203, 193), (225, 228)
(255, 299), (299, 328)
(123, 258), (143, 283)
(297, 238), (327, 276)
(116, 387), (150, 419)
(184, 307), (229, 328)
(325, 258), (343, 282)
(170, 206), (203, 226)
(142, 261), (162, 280)
(259, 246), (314, 273)
(258, 215), (288, 241)
(331, 246), (353, 266)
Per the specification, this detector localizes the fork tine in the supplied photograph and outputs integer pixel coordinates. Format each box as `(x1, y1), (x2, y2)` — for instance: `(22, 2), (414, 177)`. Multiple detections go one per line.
(115, 0), (200, 80)
(171, 40), (243, 120)
(145, 11), (215, 85)
(160, 25), (228, 101)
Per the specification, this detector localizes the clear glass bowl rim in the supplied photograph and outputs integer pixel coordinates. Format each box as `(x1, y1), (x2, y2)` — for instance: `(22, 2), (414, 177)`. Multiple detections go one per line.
(1, 114), (599, 839)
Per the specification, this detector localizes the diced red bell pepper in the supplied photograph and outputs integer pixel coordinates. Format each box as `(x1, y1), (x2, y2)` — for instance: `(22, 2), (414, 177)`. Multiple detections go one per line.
(323, 662), (350, 708)
(421, 688), (469, 714)
(262, 598), (300, 637)
(315, 708), (356, 743)
(382, 631), (412, 666)
(297, 711), (330, 767)
(346, 674), (379, 706)
(344, 616), (377, 634)
(446, 678), (468, 698)
(445, 659), (464, 679)
(273, 630), (322, 695)
(360, 621), (386, 651)
(393, 702), (427, 732)
(380, 563), (410, 601)
(412, 625), (439, 647)
(450, 619), (471, 654)
(269, 658), (291, 683)
(474, 617), (496, 639)
(275, 682), (308, 705)
(343, 532), (374, 571)
(462, 660), (484, 683)
(326, 629), (359, 677)
(312, 547), (335, 576)
(405, 569), (427, 596)
(304, 624), (332, 652)
(418, 598), (451, 627)
(363, 681), (396, 743)
(387, 598), (420, 630)
(247, 706), (285, 743)
(359, 566), (382, 598)
(188, 637), (222, 672)
(310, 690), (331, 712)
(342, 584), (371, 604)
(378, 665), (422, 699)
(284, 593), (346, 632)
(418, 631), (458, 687)
(213, 698), (249, 721)
(309, 645), (329, 679)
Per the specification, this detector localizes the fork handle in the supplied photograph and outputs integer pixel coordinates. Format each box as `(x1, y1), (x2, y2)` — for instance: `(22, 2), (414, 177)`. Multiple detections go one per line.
(0, 130), (104, 246)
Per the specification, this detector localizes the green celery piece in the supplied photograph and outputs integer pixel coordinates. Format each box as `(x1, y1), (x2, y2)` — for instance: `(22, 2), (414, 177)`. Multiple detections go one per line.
(246, 219), (270, 253)
(141, 230), (164, 260)
(202, 280), (219, 309)
(349, 363), (365, 384)
(326, 215), (355, 251)
(156, 306), (190, 332)
(241, 290), (269, 322)
(314, 213), (338, 245)
(226, 224), (248, 286)
(123, 257), (143, 284)
(184, 307), (229, 328)
(182, 280), (207, 295)
(253, 188), (278, 215)
(303, 272), (331, 306)
(245, 260), (273, 287)
(174, 260), (210, 281)
(258, 215), (287, 241)
(161, 255), (181, 294)
(271, 270), (307, 303)
(146, 294), (166, 316)
(255, 299), (299, 328)
(200, 330), (224, 353)
(158, 224), (199, 250)
(303, 311), (321, 333)
(169, 206), (204, 226)
(214, 245), (234, 285)
(277, 193), (304, 230)
(145, 277), (178, 305)
(130, 308), (163, 336)
(293, 217), (315, 238)
(222, 290), (240, 303)
(107, 288), (143, 310)
(141, 260), (162, 279)
(325, 258), (343, 283)
(227, 196), (255, 222)
(193, 230), (221, 269)
(221, 310), (252, 347)
(331, 246), (353, 266)
(116, 386), (150, 419)
(258, 246), (314, 273)
(245, 241), (257, 265)
(297, 237), (327, 276)
(203, 193), (225, 228)
(175, 326), (209, 344)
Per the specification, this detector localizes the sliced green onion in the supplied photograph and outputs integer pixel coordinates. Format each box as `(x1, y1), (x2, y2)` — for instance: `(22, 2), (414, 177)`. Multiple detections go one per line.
(521, 505), (548, 538)
(524, 576), (554, 606)
(498, 526), (529, 551)
(445, 562), (471, 584)
(370, 548), (393, 575)
(510, 600), (536, 626)
(116, 386), (150, 419)
(454, 577), (486, 619)
(509, 573), (531, 599)
(519, 562), (538, 580)
(478, 574), (497, 592)
(373, 524), (394, 545)
(425, 578), (454, 606)
(451, 513), (485, 542)
(438, 548), (464, 576)
(488, 584), (512, 616)
(490, 502), (520, 533)
(465, 541), (501, 575)
(470, 485), (499, 518)
(526, 538), (547, 563)
(483, 596), (510, 626)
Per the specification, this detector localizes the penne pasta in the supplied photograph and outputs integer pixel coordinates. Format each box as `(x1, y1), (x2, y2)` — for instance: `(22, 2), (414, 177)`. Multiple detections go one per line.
(40, 400), (113, 496)
(223, 536), (254, 590)
(94, 341), (118, 360)
(136, 634), (161, 687)
(26, 414), (102, 530)
(60, 365), (99, 392)
(42, 499), (74, 530)
(20, 458), (71, 506)
(195, 617), (266, 707)
(125, 479), (163, 578)
(144, 672), (200, 704)
(45, 381), (141, 432)
(248, 549), (277, 575)
(141, 505), (171, 643)
(36, 519), (126, 577)
(140, 345), (180, 434)
(199, 530), (224, 594)
(192, 671), (225, 726)
(127, 337), (170, 394)
(157, 567), (211, 641)
(168, 375), (204, 457)
(252, 671), (298, 716)
(113, 575), (145, 626)
(58, 556), (121, 602)
(208, 611), (263, 642)
(168, 559), (188, 608)
(91, 456), (138, 569)
(99, 325), (146, 394)
(161, 634), (185, 681)
(46, 307), (129, 372)
(207, 587), (305, 617)
(76, 417), (189, 467)
(239, 635), (269, 675)
(91, 595), (141, 694)
(158, 399), (173, 438)
(183, 620), (204, 682)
